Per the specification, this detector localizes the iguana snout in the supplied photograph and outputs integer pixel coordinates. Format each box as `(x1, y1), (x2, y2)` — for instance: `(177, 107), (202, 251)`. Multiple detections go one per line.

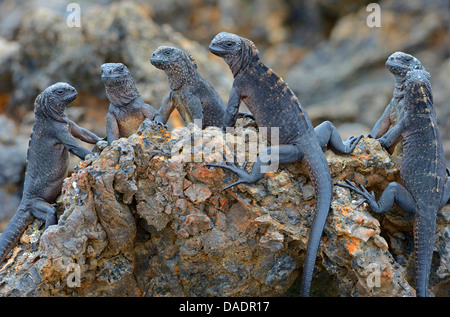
(101, 63), (130, 86)
(150, 46), (177, 70)
(208, 32), (241, 57)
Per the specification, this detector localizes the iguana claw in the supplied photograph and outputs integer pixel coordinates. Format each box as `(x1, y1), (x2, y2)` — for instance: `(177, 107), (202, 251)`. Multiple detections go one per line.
(343, 135), (363, 153)
(206, 151), (251, 190)
(337, 179), (376, 208)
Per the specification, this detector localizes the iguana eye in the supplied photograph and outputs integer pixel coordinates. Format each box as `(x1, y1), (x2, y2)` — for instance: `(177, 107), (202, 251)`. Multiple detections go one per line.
(57, 90), (64, 94)
(164, 50), (171, 56)
(225, 42), (233, 47)
(117, 65), (125, 71)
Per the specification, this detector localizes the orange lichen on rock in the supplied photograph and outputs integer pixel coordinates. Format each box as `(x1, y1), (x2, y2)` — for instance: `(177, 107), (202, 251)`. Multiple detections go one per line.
(344, 236), (361, 255)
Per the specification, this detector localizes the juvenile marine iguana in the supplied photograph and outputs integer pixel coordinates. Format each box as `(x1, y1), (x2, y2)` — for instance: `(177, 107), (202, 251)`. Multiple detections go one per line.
(150, 46), (252, 129)
(206, 32), (362, 297)
(101, 63), (159, 144)
(340, 70), (450, 297)
(0, 82), (102, 265)
(370, 52), (425, 151)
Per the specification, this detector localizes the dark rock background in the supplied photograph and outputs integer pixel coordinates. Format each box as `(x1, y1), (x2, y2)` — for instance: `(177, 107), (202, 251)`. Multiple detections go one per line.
(0, 0), (448, 296)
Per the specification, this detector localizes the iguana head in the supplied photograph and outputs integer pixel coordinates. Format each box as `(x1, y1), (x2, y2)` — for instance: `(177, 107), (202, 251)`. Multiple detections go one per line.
(209, 32), (259, 77)
(101, 63), (139, 106)
(386, 52), (424, 77)
(34, 82), (77, 121)
(101, 63), (133, 87)
(150, 46), (198, 90)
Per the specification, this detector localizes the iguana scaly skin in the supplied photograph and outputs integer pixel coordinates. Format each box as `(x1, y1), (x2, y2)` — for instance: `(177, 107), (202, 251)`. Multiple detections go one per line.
(150, 46), (252, 129)
(206, 32), (362, 296)
(101, 63), (159, 144)
(340, 70), (450, 297)
(0, 82), (102, 265)
(370, 52), (425, 153)
(150, 46), (224, 128)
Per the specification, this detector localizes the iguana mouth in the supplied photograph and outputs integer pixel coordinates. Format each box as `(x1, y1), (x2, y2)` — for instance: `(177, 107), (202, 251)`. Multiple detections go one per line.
(150, 57), (167, 69)
(385, 60), (406, 70)
(101, 75), (126, 86)
(385, 60), (409, 75)
(64, 92), (78, 103)
(209, 45), (227, 57)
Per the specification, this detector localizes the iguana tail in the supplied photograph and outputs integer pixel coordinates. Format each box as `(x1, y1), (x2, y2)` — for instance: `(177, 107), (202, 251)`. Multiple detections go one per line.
(0, 207), (34, 265)
(414, 212), (436, 297)
(300, 151), (332, 297)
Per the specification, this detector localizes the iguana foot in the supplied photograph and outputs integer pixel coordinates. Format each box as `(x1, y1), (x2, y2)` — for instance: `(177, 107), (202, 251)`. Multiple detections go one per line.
(343, 135), (363, 153)
(338, 179), (376, 208)
(237, 112), (255, 120)
(206, 152), (252, 190)
(154, 120), (168, 131)
(314, 121), (362, 154)
(376, 134), (391, 151)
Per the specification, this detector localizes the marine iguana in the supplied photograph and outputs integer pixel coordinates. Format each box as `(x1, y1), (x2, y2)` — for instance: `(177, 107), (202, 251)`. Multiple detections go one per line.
(370, 52), (425, 152)
(340, 70), (450, 297)
(101, 63), (159, 144)
(0, 82), (102, 265)
(150, 46), (253, 129)
(206, 32), (362, 296)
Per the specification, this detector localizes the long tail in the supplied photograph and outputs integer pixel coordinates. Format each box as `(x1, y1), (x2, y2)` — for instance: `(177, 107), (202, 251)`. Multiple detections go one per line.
(300, 152), (333, 297)
(414, 212), (436, 297)
(0, 208), (34, 265)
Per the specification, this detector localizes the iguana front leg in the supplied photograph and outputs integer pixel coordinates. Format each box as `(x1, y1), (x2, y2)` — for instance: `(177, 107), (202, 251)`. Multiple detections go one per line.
(314, 121), (362, 154)
(377, 118), (404, 154)
(141, 103), (159, 121)
(222, 87), (241, 131)
(338, 180), (416, 214)
(181, 92), (204, 128)
(106, 112), (120, 145)
(154, 93), (175, 129)
(58, 131), (93, 160)
(370, 101), (393, 138)
(69, 120), (103, 144)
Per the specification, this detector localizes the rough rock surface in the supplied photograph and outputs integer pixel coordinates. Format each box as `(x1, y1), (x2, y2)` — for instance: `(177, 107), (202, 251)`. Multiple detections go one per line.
(0, 120), (447, 296)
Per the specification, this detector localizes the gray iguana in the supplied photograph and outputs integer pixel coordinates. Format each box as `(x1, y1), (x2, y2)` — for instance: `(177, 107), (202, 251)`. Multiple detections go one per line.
(0, 82), (102, 265)
(206, 32), (362, 296)
(340, 70), (450, 297)
(370, 52), (425, 154)
(101, 63), (159, 144)
(150, 46), (253, 129)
